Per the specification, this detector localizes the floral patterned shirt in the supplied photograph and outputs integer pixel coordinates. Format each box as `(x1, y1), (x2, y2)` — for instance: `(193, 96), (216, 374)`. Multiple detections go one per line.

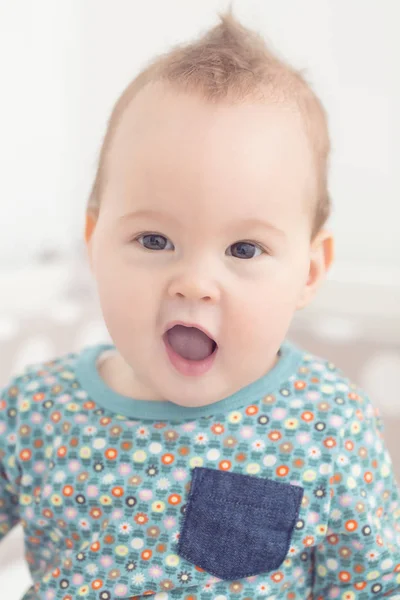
(1, 341), (400, 600)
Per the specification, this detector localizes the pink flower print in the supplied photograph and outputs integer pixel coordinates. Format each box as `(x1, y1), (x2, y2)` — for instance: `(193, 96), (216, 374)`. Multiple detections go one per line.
(25, 508), (35, 520)
(339, 494), (353, 507)
(75, 414), (88, 424)
(307, 511), (319, 524)
(172, 468), (187, 482)
(148, 564), (163, 579)
(43, 485), (52, 498)
(164, 516), (176, 529)
(118, 463), (131, 476)
(330, 415), (343, 428)
(100, 555), (113, 568)
(139, 489), (152, 501)
(112, 509), (124, 520)
(272, 407), (287, 420)
(181, 421), (196, 432)
(87, 485), (99, 498)
(72, 573), (84, 586)
(296, 432), (311, 445)
(353, 540), (364, 551)
(31, 412), (43, 424)
(58, 394), (72, 404)
(65, 507), (77, 520)
(33, 462), (46, 474)
(114, 584), (128, 597)
(239, 426), (254, 439)
(68, 460), (81, 473)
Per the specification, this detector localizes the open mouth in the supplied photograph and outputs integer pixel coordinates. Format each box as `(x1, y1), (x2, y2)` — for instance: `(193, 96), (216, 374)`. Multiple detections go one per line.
(163, 324), (218, 376)
(164, 324), (217, 361)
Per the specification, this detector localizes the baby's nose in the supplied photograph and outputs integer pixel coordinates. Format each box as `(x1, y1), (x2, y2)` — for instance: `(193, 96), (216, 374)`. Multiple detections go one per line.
(167, 271), (220, 303)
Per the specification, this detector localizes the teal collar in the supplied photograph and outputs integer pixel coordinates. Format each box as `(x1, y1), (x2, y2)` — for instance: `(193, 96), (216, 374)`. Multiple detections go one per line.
(75, 340), (303, 421)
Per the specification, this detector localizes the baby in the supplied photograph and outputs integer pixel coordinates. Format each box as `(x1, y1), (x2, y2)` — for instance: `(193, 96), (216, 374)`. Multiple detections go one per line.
(1, 9), (400, 600)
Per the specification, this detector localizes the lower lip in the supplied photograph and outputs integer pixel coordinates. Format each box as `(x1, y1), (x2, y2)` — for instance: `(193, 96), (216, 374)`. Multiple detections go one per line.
(163, 334), (218, 377)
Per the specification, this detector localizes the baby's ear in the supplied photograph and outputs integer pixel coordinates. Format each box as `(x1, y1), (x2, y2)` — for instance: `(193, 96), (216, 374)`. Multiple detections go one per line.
(296, 229), (334, 310)
(85, 212), (97, 271)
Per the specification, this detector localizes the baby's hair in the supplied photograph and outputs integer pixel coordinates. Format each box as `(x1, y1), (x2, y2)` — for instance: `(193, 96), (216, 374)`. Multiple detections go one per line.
(87, 6), (331, 239)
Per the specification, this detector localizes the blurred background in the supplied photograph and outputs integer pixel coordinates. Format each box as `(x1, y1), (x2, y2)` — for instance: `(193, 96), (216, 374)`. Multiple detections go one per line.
(0, 0), (399, 597)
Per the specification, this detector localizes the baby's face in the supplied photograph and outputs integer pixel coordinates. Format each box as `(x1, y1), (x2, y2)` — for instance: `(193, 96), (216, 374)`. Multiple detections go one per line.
(87, 83), (325, 406)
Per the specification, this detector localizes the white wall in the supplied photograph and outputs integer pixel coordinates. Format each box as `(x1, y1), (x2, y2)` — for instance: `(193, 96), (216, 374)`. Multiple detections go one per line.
(1, 0), (399, 284)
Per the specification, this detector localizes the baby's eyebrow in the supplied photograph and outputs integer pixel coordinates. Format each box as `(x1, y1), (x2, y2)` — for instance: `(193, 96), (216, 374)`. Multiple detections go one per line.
(118, 209), (285, 238)
(118, 209), (172, 223)
(234, 218), (286, 238)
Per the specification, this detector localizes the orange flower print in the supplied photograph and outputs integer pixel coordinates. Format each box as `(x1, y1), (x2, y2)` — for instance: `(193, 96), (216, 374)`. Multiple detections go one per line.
(301, 411), (314, 422)
(161, 453), (175, 465)
(168, 494), (181, 505)
(294, 380), (307, 390)
(105, 448), (118, 460)
(271, 571), (284, 583)
(345, 520), (358, 532)
(134, 512), (149, 525)
(19, 448), (32, 461)
(62, 485), (74, 497)
(219, 460), (231, 471)
(276, 465), (290, 477)
(323, 437), (336, 449)
(303, 536), (314, 547)
(211, 423), (224, 434)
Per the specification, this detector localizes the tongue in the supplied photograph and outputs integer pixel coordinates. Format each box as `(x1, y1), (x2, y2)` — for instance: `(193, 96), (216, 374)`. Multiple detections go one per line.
(166, 325), (215, 361)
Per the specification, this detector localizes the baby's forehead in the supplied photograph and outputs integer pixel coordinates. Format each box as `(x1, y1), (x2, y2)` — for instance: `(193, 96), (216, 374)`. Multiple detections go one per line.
(108, 82), (311, 178)
(100, 83), (317, 230)
(113, 81), (302, 137)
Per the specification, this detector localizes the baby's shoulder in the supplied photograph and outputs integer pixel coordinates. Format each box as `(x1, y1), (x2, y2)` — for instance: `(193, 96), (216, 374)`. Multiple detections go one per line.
(0, 348), (83, 419)
(293, 343), (377, 424)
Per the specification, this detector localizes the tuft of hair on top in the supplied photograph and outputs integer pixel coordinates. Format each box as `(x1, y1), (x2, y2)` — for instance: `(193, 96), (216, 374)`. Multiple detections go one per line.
(87, 4), (331, 240)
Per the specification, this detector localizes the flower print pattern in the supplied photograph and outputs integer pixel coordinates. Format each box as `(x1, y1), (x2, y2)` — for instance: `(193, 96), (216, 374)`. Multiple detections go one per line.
(0, 343), (399, 600)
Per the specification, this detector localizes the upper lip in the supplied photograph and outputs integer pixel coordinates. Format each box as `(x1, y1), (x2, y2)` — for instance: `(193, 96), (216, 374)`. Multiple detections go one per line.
(164, 320), (218, 345)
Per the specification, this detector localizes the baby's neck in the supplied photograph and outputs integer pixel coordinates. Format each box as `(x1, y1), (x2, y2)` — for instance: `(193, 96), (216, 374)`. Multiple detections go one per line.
(98, 350), (166, 401)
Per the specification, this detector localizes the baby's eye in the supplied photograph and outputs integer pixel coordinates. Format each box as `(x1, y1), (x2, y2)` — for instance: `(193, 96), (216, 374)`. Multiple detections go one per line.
(136, 233), (173, 251)
(135, 234), (265, 259)
(227, 242), (264, 260)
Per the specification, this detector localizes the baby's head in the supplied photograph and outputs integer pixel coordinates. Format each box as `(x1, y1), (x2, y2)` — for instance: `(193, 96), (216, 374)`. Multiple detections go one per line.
(85, 10), (334, 407)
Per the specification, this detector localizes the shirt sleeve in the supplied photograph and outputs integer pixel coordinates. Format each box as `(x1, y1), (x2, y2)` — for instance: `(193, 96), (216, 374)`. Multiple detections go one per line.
(312, 390), (400, 599)
(0, 380), (21, 542)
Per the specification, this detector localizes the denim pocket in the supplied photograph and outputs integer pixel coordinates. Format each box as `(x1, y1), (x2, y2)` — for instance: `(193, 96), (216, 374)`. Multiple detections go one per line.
(177, 466), (304, 580)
